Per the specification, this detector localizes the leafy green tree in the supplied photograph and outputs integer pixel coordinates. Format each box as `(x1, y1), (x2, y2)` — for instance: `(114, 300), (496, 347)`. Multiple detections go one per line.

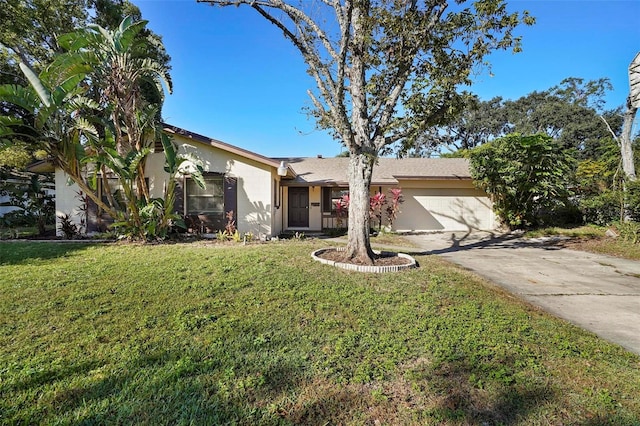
(502, 81), (612, 155)
(404, 78), (618, 158)
(394, 94), (508, 156)
(200, 0), (533, 263)
(0, 0), (171, 166)
(469, 134), (574, 228)
(0, 0), (89, 69)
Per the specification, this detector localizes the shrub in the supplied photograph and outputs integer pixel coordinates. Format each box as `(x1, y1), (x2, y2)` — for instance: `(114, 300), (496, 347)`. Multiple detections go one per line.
(579, 190), (623, 226)
(625, 180), (640, 222)
(469, 133), (574, 229)
(615, 220), (640, 244)
(58, 213), (81, 239)
(0, 210), (33, 228)
(537, 200), (583, 227)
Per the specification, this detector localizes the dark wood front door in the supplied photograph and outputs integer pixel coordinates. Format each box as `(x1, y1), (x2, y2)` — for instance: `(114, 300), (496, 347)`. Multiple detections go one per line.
(288, 187), (309, 227)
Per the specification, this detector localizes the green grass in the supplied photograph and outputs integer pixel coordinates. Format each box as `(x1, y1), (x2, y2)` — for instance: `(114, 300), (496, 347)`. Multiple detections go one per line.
(0, 224), (55, 239)
(1, 240), (640, 425)
(524, 225), (606, 239)
(525, 225), (640, 260)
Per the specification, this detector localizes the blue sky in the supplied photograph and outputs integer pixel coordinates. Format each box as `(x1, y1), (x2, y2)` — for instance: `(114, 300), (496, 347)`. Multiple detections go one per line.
(135, 0), (640, 158)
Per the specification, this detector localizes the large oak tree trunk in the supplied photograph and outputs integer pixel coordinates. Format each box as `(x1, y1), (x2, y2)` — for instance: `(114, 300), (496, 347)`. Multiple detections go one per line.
(346, 151), (376, 264)
(623, 52), (640, 182)
(621, 96), (638, 182)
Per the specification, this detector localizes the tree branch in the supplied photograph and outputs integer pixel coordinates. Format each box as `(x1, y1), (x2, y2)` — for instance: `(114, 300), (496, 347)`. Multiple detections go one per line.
(600, 114), (620, 145)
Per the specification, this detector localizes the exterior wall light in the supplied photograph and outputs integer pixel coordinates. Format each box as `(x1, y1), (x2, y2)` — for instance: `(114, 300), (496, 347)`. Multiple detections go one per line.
(277, 161), (288, 177)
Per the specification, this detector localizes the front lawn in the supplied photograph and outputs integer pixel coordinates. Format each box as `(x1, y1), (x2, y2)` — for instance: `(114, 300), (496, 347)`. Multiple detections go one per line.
(1, 241), (639, 424)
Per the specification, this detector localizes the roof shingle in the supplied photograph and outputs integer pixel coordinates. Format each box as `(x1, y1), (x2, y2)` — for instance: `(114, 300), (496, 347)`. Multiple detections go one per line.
(282, 157), (471, 185)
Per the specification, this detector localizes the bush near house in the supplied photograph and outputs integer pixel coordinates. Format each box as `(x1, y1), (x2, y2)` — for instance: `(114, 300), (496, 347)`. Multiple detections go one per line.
(469, 133), (575, 229)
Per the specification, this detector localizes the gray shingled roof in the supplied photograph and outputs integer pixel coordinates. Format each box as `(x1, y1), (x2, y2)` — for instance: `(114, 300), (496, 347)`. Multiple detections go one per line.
(281, 157), (471, 185)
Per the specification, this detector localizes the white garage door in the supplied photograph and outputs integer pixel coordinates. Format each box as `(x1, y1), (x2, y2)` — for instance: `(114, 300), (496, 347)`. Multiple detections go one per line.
(393, 188), (495, 232)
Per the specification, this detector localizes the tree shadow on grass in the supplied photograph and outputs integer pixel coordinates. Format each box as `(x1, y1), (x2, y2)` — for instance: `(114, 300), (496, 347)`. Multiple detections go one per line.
(287, 372), (553, 425)
(424, 360), (555, 425)
(7, 343), (634, 424)
(4, 345), (306, 425)
(0, 241), (98, 265)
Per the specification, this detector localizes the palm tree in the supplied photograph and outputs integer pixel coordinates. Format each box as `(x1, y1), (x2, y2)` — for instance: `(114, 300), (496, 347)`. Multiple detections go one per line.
(0, 17), (194, 239)
(57, 16), (173, 203)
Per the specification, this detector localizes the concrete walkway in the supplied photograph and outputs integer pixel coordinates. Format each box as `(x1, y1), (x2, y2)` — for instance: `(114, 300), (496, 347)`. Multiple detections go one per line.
(400, 231), (640, 355)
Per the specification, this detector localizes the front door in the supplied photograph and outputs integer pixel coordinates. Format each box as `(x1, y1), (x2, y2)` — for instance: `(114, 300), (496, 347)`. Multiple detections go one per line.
(288, 187), (309, 227)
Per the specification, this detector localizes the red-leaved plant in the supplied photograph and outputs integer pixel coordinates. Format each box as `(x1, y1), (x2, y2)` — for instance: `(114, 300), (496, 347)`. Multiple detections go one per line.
(386, 188), (404, 228)
(334, 194), (349, 228)
(332, 189), (403, 231)
(370, 191), (386, 230)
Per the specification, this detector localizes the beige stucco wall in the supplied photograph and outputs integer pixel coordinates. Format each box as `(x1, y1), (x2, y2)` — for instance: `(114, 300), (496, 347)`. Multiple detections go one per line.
(311, 180), (496, 233)
(54, 169), (83, 235)
(161, 135), (275, 237)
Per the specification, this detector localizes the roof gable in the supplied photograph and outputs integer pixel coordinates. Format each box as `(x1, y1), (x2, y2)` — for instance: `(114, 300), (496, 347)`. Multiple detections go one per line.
(162, 123), (289, 173)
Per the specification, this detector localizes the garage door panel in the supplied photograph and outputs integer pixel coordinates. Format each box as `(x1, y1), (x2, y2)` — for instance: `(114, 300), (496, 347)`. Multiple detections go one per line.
(393, 188), (494, 232)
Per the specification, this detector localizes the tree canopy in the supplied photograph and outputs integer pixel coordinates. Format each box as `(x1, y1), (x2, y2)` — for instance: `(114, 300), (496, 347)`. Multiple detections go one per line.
(399, 77), (620, 157)
(200, 0), (534, 263)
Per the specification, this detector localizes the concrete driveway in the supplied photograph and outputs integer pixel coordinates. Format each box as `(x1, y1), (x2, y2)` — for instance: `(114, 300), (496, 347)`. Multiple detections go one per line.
(403, 231), (640, 355)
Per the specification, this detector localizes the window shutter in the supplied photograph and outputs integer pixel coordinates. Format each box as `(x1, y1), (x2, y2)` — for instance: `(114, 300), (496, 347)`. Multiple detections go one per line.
(322, 187), (331, 212)
(174, 176), (185, 214)
(224, 176), (238, 223)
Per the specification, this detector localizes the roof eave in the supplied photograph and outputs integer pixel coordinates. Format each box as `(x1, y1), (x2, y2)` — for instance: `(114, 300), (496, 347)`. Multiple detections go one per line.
(393, 175), (472, 180)
(26, 159), (55, 173)
(162, 123), (298, 178)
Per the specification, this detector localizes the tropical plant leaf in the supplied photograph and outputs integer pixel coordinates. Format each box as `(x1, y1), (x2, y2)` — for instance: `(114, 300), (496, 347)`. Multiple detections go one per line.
(161, 133), (177, 173)
(0, 84), (39, 113)
(67, 96), (100, 111)
(126, 148), (151, 175)
(117, 19), (148, 51)
(189, 168), (206, 190)
(19, 63), (51, 108)
(103, 147), (127, 173)
(73, 116), (99, 141)
(51, 74), (86, 106)
(43, 52), (94, 87)
(0, 115), (26, 128)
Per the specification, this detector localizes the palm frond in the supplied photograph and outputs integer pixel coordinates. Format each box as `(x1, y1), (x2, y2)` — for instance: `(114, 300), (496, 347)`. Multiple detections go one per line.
(117, 18), (148, 52)
(18, 63), (51, 108)
(0, 84), (40, 113)
(73, 116), (99, 140)
(67, 96), (100, 111)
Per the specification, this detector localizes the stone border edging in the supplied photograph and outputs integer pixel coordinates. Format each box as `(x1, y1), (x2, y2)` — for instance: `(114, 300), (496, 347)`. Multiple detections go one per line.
(311, 247), (417, 273)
